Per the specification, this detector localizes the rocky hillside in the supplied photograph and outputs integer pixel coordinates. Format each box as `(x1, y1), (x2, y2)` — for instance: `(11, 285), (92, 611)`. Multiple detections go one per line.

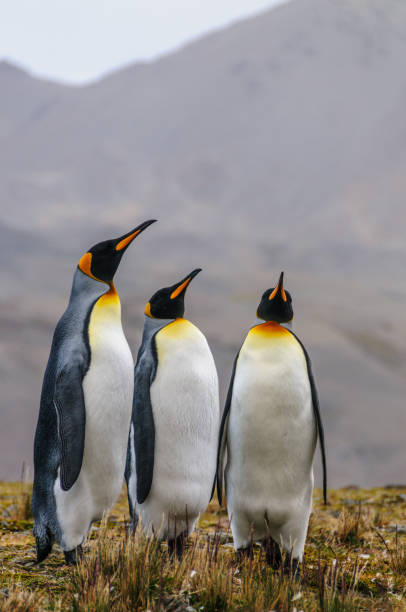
(1, 0), (406, 484)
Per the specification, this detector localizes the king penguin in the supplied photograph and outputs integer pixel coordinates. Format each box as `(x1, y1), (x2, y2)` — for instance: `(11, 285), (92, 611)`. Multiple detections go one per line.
(32, 219), (156, 564)
(216, 272), (327, 572)
(125, 269), (220, 556)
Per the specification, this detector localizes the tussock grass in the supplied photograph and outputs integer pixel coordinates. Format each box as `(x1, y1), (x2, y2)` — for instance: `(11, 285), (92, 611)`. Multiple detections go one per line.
(375, 527), (406, 577)
(9, 463), (33, 521)
(68, 520), (368, 611)
(1, 485), (406, 610)
(334, 502), (370, 546)
(306, 554), (367, 612)
(0, 588), (45, 612)
(10, 486), (33, 522)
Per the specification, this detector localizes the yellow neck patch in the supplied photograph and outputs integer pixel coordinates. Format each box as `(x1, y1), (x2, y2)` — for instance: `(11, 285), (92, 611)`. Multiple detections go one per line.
(94, 283), (120, 314)
(244, 322), (294, 351)
(87, 284), (121, 347)
(154, 318), (196, 364)
(250, 321), (290, 337)
(158, 317), (193, 338)
(243, 322), (306, 379)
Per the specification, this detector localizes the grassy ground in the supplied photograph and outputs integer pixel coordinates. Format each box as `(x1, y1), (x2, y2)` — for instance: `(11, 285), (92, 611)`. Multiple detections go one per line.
(1, 482), (406, 611)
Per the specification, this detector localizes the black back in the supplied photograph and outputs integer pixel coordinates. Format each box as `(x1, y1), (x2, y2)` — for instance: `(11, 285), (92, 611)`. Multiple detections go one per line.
(125, 317), (174, 509)
(32, 271), (106, 552)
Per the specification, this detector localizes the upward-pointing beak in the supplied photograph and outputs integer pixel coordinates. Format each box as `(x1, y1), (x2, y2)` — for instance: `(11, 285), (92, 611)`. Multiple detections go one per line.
(170, 268), (202, 299)
(115, 219), (157, 252)
(269, 271), (287, 302)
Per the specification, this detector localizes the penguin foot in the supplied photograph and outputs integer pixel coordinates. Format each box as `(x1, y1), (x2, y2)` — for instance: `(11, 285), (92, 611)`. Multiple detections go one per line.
(261, 536), (282, 570)
(35, 526), (54, 563)
(64, 545), (83, 565)
(128, 516), (139, 537)
(36, 538), (53, 563)
(283, 554), (300, 580)
(236, 545), (254, 563)
(168, 530), (188, 560)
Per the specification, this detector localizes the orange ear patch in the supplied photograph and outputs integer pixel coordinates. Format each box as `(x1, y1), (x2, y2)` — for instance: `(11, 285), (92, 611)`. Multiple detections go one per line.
(115, 230), (141, 251)
(78, 252), (101, 281)
(144, 302), (153, 317)
(170, 278), (191, 299)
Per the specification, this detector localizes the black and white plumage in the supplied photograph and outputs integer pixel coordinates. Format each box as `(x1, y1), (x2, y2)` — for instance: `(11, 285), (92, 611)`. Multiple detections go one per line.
(125, 270), (220, 551)
(216, 272), (326, 568)
(32, 220), (155, 563)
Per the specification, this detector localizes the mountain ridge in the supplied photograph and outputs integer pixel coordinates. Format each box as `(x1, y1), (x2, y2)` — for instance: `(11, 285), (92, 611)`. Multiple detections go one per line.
(1, 0), (405, 485)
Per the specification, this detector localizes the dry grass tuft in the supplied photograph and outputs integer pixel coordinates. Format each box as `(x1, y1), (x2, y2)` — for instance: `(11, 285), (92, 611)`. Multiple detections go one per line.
(1, 485), (406, 610)
(9, 463), (33, 521)
(305, 553), (367, 612)
(334, 502), (371, 546)
(0, 588), (45, 612)
(70, 521), (237, 611)
(67, 519), (368, 612)
(375, 527), (406, 577)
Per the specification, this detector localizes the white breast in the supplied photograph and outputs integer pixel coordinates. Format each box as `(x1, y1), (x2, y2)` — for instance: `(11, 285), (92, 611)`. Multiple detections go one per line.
(226, 323), (316, 524)
(54, 288), (134, 550)
(138, 318), (220, 538)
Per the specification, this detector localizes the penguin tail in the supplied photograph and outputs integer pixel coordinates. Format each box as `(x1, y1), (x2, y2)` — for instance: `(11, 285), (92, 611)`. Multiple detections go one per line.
(34, 523), (53, 563)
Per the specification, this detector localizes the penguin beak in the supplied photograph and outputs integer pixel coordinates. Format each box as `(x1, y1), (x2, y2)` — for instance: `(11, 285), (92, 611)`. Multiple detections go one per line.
(170, 268), (202, 299)
(269, 271), (287, 302)
(115, 219), (157, 252)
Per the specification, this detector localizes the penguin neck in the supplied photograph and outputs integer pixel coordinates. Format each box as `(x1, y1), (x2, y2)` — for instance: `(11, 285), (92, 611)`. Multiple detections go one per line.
(69, 268), (111, 306)
(254, 318), (293, 331)
(143, 314), (176, 336)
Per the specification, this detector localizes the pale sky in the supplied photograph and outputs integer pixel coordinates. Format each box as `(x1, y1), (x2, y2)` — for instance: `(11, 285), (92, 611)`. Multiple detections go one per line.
(0, 0), (289, 84)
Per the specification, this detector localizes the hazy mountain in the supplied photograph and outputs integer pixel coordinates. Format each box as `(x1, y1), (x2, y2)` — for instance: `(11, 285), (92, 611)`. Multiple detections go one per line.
(1, 0), (406, 486)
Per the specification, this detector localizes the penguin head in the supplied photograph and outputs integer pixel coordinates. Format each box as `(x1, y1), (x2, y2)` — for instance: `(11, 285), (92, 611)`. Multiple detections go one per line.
(77, 219), (156, 284)
(145, 268), (202, 319)
(256, 271), (293, 323)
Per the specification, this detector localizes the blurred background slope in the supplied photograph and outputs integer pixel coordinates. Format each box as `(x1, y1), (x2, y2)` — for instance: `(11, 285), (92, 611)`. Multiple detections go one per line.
(1, 0), (405, 485)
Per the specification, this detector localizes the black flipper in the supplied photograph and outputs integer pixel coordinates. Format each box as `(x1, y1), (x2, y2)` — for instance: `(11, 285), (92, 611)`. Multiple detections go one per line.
(215, 350), (241, 506)
(54, 360), (87, 491)
(34, 523), (54, 563)
(288, 330), (327, 504)
(134, 335), (158, 505)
